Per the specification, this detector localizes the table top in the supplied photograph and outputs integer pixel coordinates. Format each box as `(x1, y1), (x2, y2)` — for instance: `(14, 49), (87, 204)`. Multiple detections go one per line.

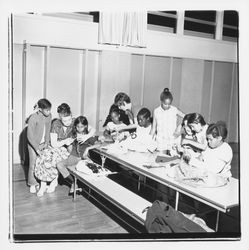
(92, 144), (239, 213)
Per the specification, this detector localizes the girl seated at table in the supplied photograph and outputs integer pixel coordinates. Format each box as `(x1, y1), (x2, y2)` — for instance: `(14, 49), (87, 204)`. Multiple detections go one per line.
(56, 116), (98, 194)
(187, 121), (233, 179)
(103, 107), (129, 142)
(181, 113), (208, 152)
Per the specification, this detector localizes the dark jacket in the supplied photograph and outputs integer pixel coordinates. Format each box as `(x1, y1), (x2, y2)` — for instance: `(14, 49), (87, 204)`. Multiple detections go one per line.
(144, 200), (206, 233)
(70, 136), (98, 158)
(27, 111), (52, 151)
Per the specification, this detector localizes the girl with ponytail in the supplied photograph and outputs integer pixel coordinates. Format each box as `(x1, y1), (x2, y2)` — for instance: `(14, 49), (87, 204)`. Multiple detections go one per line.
(150, 88), (185, 152)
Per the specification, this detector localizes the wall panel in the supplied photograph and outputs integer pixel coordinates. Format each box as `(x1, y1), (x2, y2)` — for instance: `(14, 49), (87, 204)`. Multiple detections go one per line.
(130, 54), (144, 116)
(228, 64), (239, 142)
(98, 51), (131, 131)
(210, 62), (233, 124)
(170, 58), (183, 108)
(143, 56), (171, 113)
(25, 46), (45, 119)
(179, 58), (204, 114)
(13, 44), (23, 164)
(83, 51), (99, 130)
(201, 61), (213, 122)
(46, 48), (82, 119)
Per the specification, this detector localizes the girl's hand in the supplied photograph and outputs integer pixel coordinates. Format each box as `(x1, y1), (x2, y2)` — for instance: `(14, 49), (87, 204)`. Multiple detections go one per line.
(77, 134), (89, 144)
(65, 138), (75, 146)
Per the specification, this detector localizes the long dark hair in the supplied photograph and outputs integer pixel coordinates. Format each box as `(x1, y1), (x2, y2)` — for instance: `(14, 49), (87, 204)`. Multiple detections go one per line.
(187, 113), (206, 126)
(72, 116), (88, 137)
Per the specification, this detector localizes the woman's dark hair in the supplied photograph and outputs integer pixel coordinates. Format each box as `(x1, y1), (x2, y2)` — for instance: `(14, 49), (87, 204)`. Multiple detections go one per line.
(35, 98), (51, 110)
(137, 108), (151, 120)
(72, 116), (88, 137)
(206, 121), (228, 140)
(114, 92), (131, 106)
(160, 88), (173, 102)
(57, 103), (71, 117)
(181, 113), (192, 127)
(187, 113), (206, 126)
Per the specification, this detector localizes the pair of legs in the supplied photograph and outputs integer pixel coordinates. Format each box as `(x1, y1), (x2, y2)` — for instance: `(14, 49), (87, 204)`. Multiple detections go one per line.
(27, 144), (39, 193)
(37, 177), (58, 197)
(57, 155), (81, 193)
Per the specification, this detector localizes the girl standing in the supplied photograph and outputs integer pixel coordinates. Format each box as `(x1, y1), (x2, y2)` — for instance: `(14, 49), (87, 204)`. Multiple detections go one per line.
(150, 88), (185, 151)
(27, 99), (52, 193)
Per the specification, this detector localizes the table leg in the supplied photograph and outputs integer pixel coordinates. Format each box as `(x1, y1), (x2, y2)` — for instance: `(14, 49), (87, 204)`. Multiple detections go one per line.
(73, 176), (77, 201)
(215, 211), (220, 232)
(88, 187), (91, 199)
(100, 155), (106, 168)
(138, 175), (141, 191)
(175, 191), (179, 211)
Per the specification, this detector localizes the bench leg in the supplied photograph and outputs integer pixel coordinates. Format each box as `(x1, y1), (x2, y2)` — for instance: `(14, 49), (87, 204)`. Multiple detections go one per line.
(175, 191), (179, 211)
(215, 211), (220, 232)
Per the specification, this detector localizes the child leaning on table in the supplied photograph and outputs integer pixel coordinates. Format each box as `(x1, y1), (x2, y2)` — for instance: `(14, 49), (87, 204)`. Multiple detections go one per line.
(186, 121), (233, 180)
(56, 116), (98, 194)
(103, 107), (129, 142)
(27, 98), (52, 194)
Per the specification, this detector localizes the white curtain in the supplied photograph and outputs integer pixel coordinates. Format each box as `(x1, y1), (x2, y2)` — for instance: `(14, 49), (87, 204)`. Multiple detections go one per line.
(98, 12), (147, 48)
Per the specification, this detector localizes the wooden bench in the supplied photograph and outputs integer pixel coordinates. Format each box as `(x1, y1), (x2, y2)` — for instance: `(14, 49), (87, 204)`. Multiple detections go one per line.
(67, 165), (152, 232)
(67, 165), (214, 233)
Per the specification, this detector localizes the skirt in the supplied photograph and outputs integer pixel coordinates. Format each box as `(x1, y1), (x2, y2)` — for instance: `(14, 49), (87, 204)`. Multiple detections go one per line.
(34, 147), (70, 182)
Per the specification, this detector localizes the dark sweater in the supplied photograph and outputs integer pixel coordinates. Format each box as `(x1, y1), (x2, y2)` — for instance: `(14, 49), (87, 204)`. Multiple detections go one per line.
(27, 111), (52, 151)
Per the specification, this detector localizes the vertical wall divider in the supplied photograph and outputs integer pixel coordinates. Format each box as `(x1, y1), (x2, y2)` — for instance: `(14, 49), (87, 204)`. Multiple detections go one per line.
(227, 63), (235, 140)
(169, 57), (173, 90)
(140, 54), (146, 106)
(22, 41), (29, 128)
(43, 46), (50, 98)
(80, 49), (88, 115)
(215, 11), (224, 40)
(176, 11), (185, 35)
(96, 51), (102, 133)
(208, 61), (215, 123)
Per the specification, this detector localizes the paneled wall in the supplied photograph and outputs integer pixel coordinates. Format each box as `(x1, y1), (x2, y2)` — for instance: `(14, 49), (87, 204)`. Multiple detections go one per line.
(13, 44), (239, 164)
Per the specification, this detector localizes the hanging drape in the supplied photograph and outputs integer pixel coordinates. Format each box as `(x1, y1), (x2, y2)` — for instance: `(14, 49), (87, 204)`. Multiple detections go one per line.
(98, 12), (147, 48)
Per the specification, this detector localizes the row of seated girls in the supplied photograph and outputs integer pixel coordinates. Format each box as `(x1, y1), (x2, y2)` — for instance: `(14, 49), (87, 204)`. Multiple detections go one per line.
(26, 88), (233, 197)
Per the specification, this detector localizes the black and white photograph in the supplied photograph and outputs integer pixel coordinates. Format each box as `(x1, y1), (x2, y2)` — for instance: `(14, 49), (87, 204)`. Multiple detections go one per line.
(1, 0), (249, 248)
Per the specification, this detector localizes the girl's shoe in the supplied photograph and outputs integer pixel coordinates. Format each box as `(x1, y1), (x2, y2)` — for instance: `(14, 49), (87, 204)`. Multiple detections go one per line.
(37, 182), (47, 197)
(46, 177), (58, 194)
(68, 183), (82, 196)
(29, 185), (39, 194)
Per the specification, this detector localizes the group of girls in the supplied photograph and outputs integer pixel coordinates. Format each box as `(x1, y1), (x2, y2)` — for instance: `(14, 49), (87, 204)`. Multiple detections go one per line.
(27, 87), (233, 197)
(27, 101), (97, 196)
(101, 89), (233, 179)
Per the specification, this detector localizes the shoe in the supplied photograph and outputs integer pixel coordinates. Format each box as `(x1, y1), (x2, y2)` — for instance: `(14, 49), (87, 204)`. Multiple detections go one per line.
(37, 183), (47, 197)
(46, 178), (58, 194)
(68, 184), (82, 196)
(29, 185), (38, 194)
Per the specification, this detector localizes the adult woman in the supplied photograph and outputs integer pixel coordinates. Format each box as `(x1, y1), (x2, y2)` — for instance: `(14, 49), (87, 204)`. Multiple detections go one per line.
(103, 92), (135, 127)
(35, 103), (95, 196)
(52, 104), (95, 194)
